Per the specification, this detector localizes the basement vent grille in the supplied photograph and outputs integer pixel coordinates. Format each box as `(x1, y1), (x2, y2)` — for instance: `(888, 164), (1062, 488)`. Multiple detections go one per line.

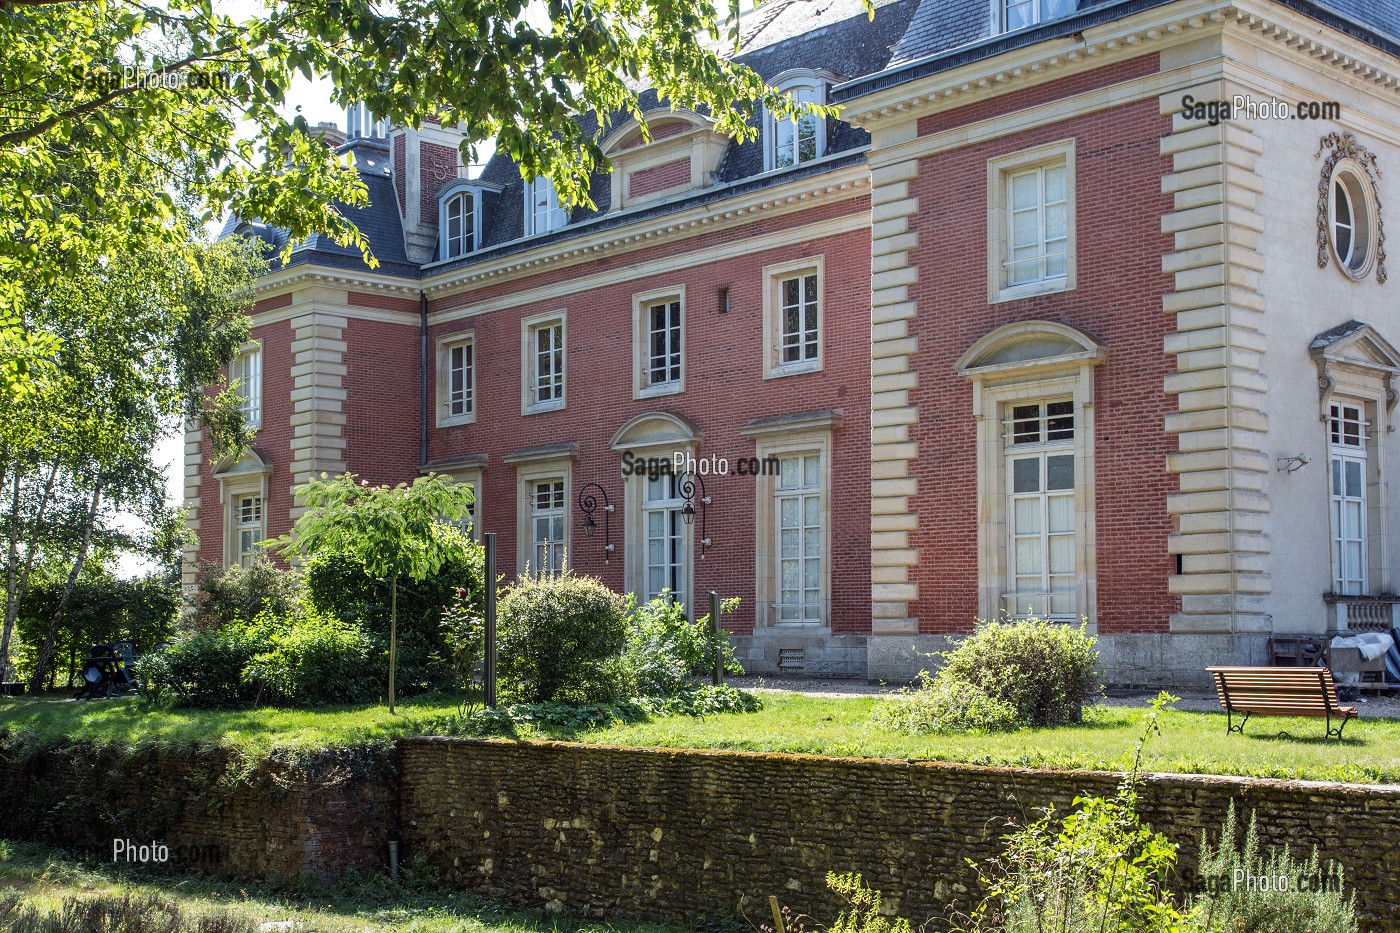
(778, 648), (806, 673)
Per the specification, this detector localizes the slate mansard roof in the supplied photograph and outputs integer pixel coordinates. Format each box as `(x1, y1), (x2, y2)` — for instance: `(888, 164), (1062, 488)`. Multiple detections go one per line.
(227, 0), (1400, 280)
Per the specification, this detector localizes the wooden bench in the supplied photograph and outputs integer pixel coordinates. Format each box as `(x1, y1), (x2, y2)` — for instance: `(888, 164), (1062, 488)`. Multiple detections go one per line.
(1206, 666), (1358, 739)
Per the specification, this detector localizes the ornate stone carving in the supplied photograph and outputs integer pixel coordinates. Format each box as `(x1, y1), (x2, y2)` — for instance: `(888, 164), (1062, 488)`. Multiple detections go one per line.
(1316, 132), (1387, 283)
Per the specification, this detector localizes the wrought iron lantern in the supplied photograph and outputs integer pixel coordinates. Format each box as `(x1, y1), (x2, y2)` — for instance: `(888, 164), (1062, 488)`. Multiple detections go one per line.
(677, 471), (712, 558)
(576, 482), (615, 562)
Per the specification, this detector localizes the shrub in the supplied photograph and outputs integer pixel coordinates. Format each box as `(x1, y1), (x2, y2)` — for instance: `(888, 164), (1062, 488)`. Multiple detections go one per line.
(496, 570), (628, 703)
(428, 685), (762, 737)
(871, 671), (1021, 734)
(618, 593), (744, 696)
(941, 617), (1100, 727)
(1191, 802), (1357, 933)
(134, 620), (273, 707)
(440, 586), (485, 696)
(188, 560), (299, 631)
(304, 523), (485, 694)
(243, 605), (376, 706)
(956, 695), (1190, 933)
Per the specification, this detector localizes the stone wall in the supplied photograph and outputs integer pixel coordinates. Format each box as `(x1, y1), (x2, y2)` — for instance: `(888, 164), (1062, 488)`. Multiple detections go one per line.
(0, 741), (398, 883)
(399, 737), (1400, 931)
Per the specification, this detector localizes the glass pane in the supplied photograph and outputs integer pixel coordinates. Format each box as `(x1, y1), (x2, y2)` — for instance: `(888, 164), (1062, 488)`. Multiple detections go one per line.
(781, 529), (799, 559)
(1011, 209), (1038, 248)
(1044, 202), (1067, 240)
(1050, 535), (1074, 575)
(804, 559), (820, 588)
(1345, 500), (1363, 533)
(1332, 458), (1343, 493)
(780, 458), (799, 489)
(1046, 401), (1074, 439)
(1010, 172), (1038, 211)
(1346, 460), (1363, 498)
(1048, 495), (1073, 534)
(1013, 458), (1040, 493)
(803, 529), (820, 557)
(1335, 182), (1352, 226)
(1045, 250), (1068, 279)
(803, 455), (819, 487)
(1006, 0), (1033, 29)
(1015, 538), (1041, 575)
(1013, 497), (1039, 533)
(781, 560), (799, 589)
(1047, 454), (1074, 491)
(803, 495), (820, 527)
(780, 497), (800, 527)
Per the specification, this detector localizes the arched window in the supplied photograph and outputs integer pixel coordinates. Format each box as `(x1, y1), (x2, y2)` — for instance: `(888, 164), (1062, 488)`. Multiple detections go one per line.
(444, 191), (474, 258)
(524, 177), (567, 236)
(765, 70), (838, 172)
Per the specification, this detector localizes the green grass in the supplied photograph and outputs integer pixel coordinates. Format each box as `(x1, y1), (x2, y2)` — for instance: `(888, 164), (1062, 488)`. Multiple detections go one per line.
(0, 692), (468, 756)
(4, 691), (1400, 783)
(564, 694), (1400, 784)
(0, 839), (686, 933)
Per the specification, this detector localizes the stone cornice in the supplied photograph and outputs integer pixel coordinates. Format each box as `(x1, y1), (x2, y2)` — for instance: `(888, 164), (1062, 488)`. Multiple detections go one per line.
(420, 162), (870, 300)
(841, 0), (1400, 130)
(251, 265), (421, 299)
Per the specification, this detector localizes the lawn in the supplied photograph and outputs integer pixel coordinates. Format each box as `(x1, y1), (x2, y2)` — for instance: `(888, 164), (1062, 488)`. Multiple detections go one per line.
(0, 839), (678, 933)
(3, 690), (1399, 783)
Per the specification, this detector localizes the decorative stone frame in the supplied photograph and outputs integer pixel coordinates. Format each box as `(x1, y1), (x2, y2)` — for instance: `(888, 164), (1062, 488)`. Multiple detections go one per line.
(520, 309), (567, 415)
(610, 412), (702, 613)
(435, 330), (476, 428)
(422, 454), (486, 541)
(740, 410), (842, 630)
(762, 69), (840, 174)
(213, 449), (273, 568)
(1316, 132), (1387, 283)
(505, 444), (577, 576)
(986, 139), (1077, 303)
(957, 321), (1106, 626)
(599, 109), (728, 211)
(761, 255), (825, 380)
(631, 286), (686, 400)
(1311, 321), (1400, 594)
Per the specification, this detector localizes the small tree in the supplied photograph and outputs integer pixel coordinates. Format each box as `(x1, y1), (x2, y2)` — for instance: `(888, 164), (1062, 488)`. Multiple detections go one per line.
(272, 471), (474, 713)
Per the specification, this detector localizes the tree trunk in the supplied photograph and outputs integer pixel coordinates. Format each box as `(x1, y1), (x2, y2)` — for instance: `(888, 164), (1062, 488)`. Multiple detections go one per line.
(389, 576), (397, 715)
(1, 461), (59, 680)
(28, 478), (102, 693)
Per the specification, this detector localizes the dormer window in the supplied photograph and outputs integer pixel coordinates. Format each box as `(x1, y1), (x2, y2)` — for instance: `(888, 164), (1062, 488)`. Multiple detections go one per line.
(1002, 0), (1075, 32)
(346, 102), (389, 139)
(436, 180), (496, 261)
(765, 71), (837, 172)
(524, 177), (567, 236)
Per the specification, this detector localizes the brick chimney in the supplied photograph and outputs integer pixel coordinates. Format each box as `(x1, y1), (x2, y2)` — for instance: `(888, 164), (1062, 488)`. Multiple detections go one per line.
(389, 117), (468, 265)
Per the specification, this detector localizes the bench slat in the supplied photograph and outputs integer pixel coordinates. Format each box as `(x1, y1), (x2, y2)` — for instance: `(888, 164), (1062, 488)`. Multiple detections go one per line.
(1206, 666), (1355, 729)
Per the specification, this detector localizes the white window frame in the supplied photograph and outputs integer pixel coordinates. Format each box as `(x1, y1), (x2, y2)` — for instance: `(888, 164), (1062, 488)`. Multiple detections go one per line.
(762, 256), (824, 379)
(1329, 163), (1379, 280)
(235, 342), (263, 431)
(442, 191), (475, 259)
(640, 471), (690, 607)
(436, 331), (476, 427)
(520, 310), (566, 414)
(632, 286), (685, 399)
(742, 414), (839, 630)
(763, 70), (834, 173)
(510, 453), (573, 577)
(523, 177), (568, 237)
(233, 494), (265, 568)
(988, 139), (1077, 303)
(1004, 399), (1078, 620)
(998, 0), (1076, 33)
(1329, 401), (1371, 596)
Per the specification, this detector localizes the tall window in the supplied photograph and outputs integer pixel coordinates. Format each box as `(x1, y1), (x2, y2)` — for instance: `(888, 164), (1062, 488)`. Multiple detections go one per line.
(1005, 400), (1076, 619)
(780, 273), (819, 366)
(774, 85), (822, 169)
(1007, 163), (1069, 287)
(1330, 402), (1368, 595)
(446, 339), (473, 420)
(531, 479), (566, 574)
(524, 178), (567, 236)
(236, 346), (262, 429)
(1003, 0), (1075, 32)
(776, 454), (822, 623)
(444, 192), (474, 258)
(647, 299), (682, 390)
(236, 495), (263, 568)
(644, 473), (685, 604)
(525, 316), (565, 410)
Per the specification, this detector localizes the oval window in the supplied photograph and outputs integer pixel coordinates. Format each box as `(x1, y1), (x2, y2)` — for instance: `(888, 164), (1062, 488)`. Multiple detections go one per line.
(1330, 165), (1375, 279)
